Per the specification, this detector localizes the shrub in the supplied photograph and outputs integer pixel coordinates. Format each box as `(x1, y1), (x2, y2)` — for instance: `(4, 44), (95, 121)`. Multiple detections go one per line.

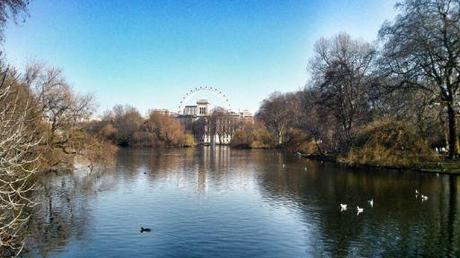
(298, 140), (323, 155)
(343, 118), (439, 168)
(230, 121), (275, 148)
(182, 133), (196, 147)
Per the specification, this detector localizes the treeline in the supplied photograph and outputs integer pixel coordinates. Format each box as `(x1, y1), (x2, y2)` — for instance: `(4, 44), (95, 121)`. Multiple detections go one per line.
(234, 0), (460, 168)
(2, 62), (116, 171)
(86, 106), (196, 147)
(0, 60), (119, 256)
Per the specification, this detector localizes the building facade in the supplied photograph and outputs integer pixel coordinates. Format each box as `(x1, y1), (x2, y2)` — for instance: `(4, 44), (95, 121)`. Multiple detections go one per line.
(176, 99), (253, 145)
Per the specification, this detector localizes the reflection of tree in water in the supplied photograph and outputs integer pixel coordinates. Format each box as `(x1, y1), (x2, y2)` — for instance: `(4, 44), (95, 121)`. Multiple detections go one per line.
(22, 167), (117, 257)
(255, 155), (460, 257)
(123, 147), (260, 195)
(439, 176), (459, 256)
(135, 147), (243, 193)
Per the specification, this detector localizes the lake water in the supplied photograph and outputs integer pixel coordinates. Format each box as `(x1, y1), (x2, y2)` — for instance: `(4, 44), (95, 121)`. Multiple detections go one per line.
(23, 147), (459, 257)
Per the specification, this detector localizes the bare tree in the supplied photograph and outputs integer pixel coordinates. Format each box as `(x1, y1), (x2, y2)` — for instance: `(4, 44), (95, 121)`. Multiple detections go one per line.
(84, 136), (117, 173)
(256, 92), (301, 145)
(0, 0), (29, 41)
(298, 88), (330, 154)
(140, 111), (188, 147)
(0, 67), (40, 256)
(209, 107), (234, 144)
(310, 33), (376, 152)
(24, 63), (95, 168)
(379, 0), (460, 158)
(110, 105), (143, 146)
(25, 64), (94, 138)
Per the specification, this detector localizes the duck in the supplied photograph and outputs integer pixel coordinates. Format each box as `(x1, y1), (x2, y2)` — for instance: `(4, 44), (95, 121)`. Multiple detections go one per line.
(368, 199), (374, 207)
(356, 206), (364, 215)
(340, 204), (347, 211)
(421, 195), (428, 201)
(140, 227), (151, 233)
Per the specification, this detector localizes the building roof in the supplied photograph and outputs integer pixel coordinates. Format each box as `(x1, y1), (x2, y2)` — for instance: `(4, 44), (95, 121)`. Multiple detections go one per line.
(196, 99), (209, 104)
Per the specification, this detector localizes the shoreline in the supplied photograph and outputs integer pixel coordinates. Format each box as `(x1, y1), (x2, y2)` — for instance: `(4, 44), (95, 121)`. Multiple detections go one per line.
(115, 146), (460, 175)
(297, 153), (460, 176)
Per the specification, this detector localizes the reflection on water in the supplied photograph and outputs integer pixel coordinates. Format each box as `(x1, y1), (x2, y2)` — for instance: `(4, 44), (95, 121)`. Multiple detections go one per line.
(23, 147), (459, 257)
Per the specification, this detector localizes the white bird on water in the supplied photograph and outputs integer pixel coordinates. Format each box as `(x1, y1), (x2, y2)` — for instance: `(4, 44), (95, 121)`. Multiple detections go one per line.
(421, 195), (428, 201)
(368, 199), (374, 207)
(282, 164), (286, 168)
(304, 167), (307, 171)
(356, 206), (364, 215)
(340, 204), (347, 211)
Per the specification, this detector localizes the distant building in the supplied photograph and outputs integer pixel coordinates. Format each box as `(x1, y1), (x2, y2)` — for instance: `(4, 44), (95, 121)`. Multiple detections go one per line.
(182, 99), (210, 116)
(197, 99), (210, 116)
(183, 105), (198, 116)
(176, 99), (253, 145)
(151, 108), (171, 116)
(239, 109), (254, 123)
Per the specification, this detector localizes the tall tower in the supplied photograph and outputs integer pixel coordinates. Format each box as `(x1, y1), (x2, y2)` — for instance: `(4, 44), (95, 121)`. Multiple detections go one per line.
(196, 99), (209, 116)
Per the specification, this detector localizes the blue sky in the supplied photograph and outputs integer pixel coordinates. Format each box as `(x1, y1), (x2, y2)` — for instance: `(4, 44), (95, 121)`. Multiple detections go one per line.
(3, 0), (396, 115)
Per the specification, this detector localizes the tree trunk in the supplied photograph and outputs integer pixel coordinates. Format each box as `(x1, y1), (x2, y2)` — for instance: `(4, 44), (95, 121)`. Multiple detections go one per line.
(446, 102), (457, 159)
(278, 127), (284, 146)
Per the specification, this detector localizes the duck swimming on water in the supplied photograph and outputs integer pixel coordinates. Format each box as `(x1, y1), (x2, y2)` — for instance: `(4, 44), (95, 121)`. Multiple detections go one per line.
(140, 227), (151, 233)
(368, 199), (374, 207)
(356, 206), (364, 215)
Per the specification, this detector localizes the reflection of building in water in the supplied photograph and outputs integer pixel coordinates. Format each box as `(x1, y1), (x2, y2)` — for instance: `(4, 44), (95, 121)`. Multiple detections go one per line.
(176, 99), (254, 145)
(195, 146), (232, 193)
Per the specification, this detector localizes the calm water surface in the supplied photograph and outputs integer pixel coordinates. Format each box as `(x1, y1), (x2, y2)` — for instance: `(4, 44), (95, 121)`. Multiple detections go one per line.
(24, 147), (459, 257)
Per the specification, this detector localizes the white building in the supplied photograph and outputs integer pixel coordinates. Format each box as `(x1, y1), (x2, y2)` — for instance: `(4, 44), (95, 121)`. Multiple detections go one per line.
(176, 99), (253, 145)
(183, 99), (210, 116)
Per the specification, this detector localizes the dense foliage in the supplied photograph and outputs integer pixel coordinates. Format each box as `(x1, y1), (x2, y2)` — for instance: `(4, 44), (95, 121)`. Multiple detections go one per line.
(230, 121), (274, 148)
(87, 107), (196, 148)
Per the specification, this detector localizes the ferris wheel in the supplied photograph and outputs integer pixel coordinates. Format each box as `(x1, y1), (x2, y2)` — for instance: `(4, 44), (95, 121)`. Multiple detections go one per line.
(178, 86), (232, 114)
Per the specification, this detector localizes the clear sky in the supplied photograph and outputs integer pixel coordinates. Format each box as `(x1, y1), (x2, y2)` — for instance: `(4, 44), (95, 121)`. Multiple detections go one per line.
(3, 0), (396, 115)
